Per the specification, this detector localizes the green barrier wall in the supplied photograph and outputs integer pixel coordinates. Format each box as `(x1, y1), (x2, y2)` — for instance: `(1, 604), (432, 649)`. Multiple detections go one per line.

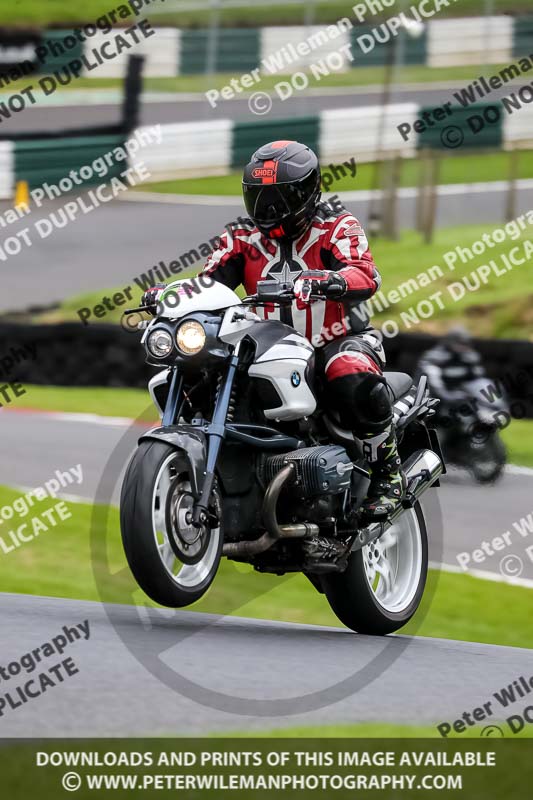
(350, 26), (427, 68)
(513, 16), (533, 58)
(180, 28), (260, 75)
(38, 30), (83, 75)
(14, 134), (127, 190)
(231, 116), (320, 168)
(417, 102), (504, 151)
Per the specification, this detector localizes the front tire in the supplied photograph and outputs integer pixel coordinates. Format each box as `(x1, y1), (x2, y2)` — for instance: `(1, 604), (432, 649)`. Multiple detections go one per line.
(120, 440), (223, 607)
(322, 503), (428, 635)
(469, 434), (506, 484)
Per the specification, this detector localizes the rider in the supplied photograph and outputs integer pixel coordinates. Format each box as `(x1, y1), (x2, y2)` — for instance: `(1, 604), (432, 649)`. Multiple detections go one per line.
(143, 141), (404, 520)
(417, 326), (486, 408)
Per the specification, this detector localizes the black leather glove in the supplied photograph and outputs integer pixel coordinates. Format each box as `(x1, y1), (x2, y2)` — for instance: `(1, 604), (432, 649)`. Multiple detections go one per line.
(294, 271), (347, 304)
(323, 272), (347, 298)
(141, 284), (166, 315)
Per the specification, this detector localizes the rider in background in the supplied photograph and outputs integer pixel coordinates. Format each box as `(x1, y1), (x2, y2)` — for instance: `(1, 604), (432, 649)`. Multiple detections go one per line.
(417, 327), (486, 409)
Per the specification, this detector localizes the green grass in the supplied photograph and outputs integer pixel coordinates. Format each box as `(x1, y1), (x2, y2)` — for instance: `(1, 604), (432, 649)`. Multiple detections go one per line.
(143, 150), (533, 196)
(501, 419), (533, 467)
(369, 225), (533, 339)
(0, 483), (532, 650)
(222, 722), (440, 738)
(0, 63), (516, 97)
(15, 383), (156, 420)
(143, 63), (517, 92)
(34, 282), (148, 325)
(228, 722), (533, 738)
(4, 0), (532, 26)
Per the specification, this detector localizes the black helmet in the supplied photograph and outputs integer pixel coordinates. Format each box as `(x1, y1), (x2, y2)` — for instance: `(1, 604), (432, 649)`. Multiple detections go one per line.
(242, 140), (321, 240)
(445, 325), (472, 352)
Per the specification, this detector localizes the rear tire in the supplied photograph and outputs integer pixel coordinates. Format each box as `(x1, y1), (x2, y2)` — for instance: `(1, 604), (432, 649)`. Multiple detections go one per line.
(120, 440), (223, 607)
(322, 503), (428, 635)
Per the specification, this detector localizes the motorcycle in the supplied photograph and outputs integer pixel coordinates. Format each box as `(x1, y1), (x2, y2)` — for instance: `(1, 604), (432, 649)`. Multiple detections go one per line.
(120, 276), (444, 635)
(435, 378), (508, 484)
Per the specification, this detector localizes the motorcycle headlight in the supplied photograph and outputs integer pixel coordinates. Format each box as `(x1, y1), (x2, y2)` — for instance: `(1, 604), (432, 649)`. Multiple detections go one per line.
(147, 329), (174, 358)
(176, 320), (206, 355)
(477, 409), (496, 425)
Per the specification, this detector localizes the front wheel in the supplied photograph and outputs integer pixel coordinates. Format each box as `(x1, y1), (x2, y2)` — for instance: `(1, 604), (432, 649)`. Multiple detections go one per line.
(468, 434), (506, 484)
(120, 440), (223, 607)
(322, 503), (428, 635)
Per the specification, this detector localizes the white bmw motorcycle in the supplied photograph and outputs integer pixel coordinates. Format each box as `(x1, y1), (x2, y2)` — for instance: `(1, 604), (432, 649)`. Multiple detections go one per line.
(120, 276), (443, 634)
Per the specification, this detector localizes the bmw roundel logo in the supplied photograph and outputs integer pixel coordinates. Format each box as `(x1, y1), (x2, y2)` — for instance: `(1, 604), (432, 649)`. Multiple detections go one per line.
(291, 371), (302, 388)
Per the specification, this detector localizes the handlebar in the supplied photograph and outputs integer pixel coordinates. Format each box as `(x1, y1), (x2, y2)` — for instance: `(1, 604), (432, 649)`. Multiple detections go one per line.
(125, 279), (327, 315)
(243, 279), (326, 306)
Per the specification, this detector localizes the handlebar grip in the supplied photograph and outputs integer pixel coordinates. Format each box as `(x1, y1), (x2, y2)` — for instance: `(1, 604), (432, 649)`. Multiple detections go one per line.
(256, 293), (293, 304)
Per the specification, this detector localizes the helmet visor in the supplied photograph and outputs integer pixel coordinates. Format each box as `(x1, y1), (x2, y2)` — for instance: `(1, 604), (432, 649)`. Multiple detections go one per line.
(243, 172), (318, 226)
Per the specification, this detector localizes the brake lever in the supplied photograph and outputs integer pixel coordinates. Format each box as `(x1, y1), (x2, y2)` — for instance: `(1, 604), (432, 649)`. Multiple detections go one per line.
(300, 279), (312, 304)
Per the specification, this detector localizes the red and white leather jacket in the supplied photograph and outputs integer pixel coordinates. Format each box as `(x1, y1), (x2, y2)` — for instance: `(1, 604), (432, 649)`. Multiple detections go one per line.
(201, 200), (381, 346)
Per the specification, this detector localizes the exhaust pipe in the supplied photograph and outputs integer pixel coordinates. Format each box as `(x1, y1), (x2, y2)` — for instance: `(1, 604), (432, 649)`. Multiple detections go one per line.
(393, 448), (443, 521)
(222, 463), (319, 558)
(353, 449), (443, 550)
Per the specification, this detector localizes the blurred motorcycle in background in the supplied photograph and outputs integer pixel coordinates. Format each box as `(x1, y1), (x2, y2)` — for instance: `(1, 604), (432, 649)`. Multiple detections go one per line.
(417, 328), (508, 484)
(433, 378), (508, 484)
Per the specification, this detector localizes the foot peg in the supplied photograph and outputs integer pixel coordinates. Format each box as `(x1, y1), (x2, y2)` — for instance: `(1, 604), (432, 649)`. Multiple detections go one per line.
(402, 469), (430, 509)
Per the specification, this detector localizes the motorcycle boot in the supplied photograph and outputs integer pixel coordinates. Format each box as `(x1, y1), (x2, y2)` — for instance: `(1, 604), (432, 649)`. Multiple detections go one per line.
(359, 425), (406, 521)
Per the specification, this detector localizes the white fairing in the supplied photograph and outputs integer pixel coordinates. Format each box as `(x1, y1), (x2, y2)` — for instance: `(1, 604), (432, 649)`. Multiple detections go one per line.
(249, 337), (316, 422)
(159, 278), (241, 320)
(148, 368), (171, 418)
(219, 306), (260, 345)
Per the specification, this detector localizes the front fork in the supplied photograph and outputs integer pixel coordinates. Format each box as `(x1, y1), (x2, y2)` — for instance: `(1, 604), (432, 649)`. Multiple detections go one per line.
(161, 350), (240, 528)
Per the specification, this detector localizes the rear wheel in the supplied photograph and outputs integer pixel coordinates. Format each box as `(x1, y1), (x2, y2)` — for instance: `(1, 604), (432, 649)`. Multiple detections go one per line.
(322, 503), (428, 635)
(120, 440), (223, 607)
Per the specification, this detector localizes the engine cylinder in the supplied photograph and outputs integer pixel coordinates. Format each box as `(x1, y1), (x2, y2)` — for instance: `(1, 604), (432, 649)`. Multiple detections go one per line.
(261, 445), (353, 498)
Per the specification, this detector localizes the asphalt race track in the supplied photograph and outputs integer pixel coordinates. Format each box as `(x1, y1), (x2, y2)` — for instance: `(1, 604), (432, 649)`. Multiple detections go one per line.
(0, 86), (483, 133)
(1, 592), (533, 737)
(0, 82), (522, 133)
